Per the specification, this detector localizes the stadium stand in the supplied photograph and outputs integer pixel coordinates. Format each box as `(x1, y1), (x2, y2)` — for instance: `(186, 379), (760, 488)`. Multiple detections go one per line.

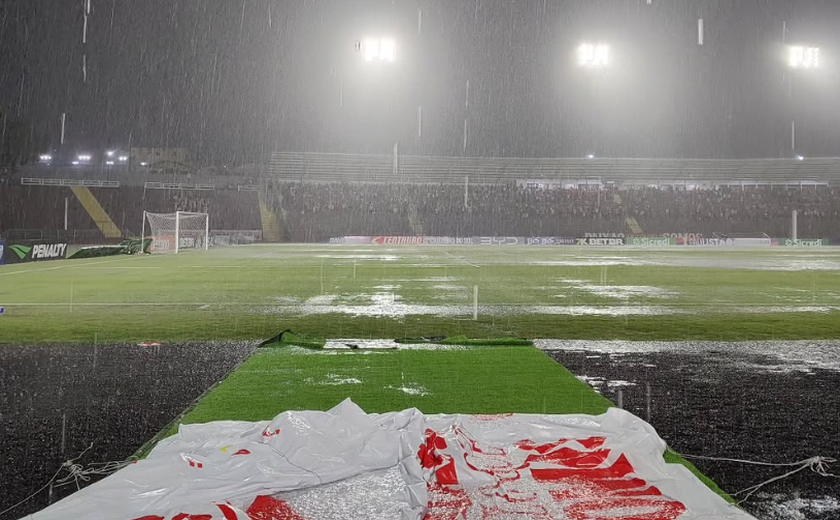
(0, 186), (261, 242)
(274, 182), (840, 241)
(3, 154), (840, 243)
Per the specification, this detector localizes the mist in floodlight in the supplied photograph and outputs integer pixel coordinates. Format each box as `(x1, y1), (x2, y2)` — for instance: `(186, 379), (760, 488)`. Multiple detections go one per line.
(363, 37), (396, 63)
(577, 43), (610, 68)
(789, 46), (820, 69)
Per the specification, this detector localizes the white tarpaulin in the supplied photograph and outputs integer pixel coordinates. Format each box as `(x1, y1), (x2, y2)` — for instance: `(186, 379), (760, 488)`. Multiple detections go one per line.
(26, 400), (755, 520)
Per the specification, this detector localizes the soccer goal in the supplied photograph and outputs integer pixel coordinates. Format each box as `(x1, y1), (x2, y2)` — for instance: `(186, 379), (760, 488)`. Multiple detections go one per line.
(142, 211), (209, 254)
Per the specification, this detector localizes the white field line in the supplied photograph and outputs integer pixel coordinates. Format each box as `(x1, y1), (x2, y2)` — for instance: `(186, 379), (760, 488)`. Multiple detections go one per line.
(0, 256), (147, 277)
(444, 251), (481, 269)
(1, 302), (838, 308)
(72, 266), (163, 269)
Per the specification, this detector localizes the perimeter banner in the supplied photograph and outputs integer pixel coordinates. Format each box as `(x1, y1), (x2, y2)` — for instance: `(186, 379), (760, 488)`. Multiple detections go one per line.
(1, 240), (68, 264)
(0, 240), (5, 266)
(331, 236), (579, 246)
(676, 237), (773, 247)
(576, 237), (626, 246)
(626, 237), (677, 246)
(29, 400), (755, 520)
(782, 238), (826, 247)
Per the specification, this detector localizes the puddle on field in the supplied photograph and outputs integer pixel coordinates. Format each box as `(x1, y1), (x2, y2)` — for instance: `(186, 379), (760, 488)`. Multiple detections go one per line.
(315, 254), (401, 261)
(537, 340), (840, 374)
(387, 385), (431, 396)
(530, 258), (651, 267)
(310, 374), (362, 386)
(653, 257), (840, 272)
(258, 302), (685, 317)
(556, 278), (676, 300)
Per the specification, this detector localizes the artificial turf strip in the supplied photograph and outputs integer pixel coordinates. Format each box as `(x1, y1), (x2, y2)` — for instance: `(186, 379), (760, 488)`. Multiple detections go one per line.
(166, 345), (730, 500)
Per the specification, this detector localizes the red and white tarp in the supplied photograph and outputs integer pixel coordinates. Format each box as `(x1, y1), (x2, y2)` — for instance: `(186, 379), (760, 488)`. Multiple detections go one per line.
(28, 400), (755, 520)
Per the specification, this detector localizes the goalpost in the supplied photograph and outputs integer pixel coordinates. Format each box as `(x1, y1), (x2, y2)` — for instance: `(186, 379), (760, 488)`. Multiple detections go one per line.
(142, 211), (209, 254)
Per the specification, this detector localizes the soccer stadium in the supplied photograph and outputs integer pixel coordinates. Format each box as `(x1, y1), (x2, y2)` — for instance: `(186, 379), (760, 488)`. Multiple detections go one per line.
(2, 1), (840, 520)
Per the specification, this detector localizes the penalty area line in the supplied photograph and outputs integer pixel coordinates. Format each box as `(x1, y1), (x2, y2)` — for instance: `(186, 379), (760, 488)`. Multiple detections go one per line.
(445, 251), (481, 269)
(0, 256), (148, 277)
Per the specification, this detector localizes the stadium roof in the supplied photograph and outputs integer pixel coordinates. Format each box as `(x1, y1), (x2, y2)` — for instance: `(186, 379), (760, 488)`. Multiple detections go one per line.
(270, 152), (840, 186)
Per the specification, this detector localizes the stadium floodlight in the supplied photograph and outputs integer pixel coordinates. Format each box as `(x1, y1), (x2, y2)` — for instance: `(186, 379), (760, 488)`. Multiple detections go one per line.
(105, 160), (115, 165)
(78, 154), (92, 162)
(586, 154), (596, 159)
(577, 43), (610, 68)
(71, 161), (80, 165)
(106, 150), (115, 157)
(118, 155), (129, 162)
(796, 154), (805, 161)
(788, 46), (820, 69)
(39, 154), (52, 162)
(362, 37), (396, 63)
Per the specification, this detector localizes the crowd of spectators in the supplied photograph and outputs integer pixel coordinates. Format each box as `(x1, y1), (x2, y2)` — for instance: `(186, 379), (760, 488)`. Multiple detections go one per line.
(2, 182), (839, 243)
(277, 182), (840, 241)
(623, 186), (840, 236)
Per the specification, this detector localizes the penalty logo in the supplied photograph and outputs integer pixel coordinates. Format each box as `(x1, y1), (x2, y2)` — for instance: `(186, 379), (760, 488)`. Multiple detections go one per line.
(10, 244), (32, 259)
(31, 243), (67, 260)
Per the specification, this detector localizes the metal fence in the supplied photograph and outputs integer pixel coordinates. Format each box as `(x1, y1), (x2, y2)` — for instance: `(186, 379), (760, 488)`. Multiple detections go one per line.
(269, 152), (840, 187)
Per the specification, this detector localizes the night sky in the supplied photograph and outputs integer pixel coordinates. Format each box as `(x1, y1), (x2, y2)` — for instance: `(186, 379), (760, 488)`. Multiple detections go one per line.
(1, 0), (839, 165)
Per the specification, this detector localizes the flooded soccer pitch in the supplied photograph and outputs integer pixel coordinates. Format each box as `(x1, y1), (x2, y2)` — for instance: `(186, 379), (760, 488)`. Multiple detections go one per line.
(2, 245), (840, 519)
(2, 245), (840, 343)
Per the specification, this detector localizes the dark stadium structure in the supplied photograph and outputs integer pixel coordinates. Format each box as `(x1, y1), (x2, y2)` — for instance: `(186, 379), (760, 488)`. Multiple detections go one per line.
(2, 155), (840, 244)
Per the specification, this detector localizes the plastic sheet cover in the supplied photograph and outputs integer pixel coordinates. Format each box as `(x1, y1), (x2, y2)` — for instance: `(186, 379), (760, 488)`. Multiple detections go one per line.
(27, 399), (756, 520)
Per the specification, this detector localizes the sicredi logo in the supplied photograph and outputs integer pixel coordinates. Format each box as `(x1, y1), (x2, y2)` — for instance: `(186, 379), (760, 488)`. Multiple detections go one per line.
(31, 243), (67, 260)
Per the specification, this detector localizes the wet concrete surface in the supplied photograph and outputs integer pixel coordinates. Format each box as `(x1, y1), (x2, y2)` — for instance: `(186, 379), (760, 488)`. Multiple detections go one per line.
(541, 341), (840, 520)
(0, 342), (255, 520)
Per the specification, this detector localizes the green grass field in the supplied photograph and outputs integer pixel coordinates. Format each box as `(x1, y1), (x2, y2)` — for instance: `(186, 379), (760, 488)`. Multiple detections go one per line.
(11, 244), (829, 501)
(2, 244), (840, 343)
(138, 343), (727, 498)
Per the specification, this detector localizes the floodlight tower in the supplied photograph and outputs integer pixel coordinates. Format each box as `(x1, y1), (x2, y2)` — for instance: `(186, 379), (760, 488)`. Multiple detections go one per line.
(573, 42), (611, 158)
(576, 43), (611, 69)
(359, 37), (397, 63)
(785, 45), (821, 156)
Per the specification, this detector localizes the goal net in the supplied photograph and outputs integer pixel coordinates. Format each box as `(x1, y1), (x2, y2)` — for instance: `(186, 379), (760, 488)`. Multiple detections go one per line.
(142, 211), (209, 254)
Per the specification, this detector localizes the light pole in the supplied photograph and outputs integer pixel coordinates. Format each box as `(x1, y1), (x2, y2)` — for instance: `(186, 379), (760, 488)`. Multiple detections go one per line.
(576, 43), (610, 69)
(785, 45), (820, 156)
(575, 42), (611, 158)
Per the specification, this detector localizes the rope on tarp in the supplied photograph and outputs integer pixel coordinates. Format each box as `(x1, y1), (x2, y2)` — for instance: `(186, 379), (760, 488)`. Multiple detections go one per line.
(679, 453), (839, 504)
(55, 452), (137, 491)
(0, 442), (125, 517)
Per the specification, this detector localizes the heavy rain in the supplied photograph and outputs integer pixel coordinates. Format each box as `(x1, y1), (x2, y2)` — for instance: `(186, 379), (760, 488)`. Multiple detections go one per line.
(2, 1), (840, 519)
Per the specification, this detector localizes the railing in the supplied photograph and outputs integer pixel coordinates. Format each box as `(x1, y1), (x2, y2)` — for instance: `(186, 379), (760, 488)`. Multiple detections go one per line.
(269, 152), (840, 186)
(21, 177), (120, 188)
(144, 182), (216, 190)
(0, 229), (129, 244)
